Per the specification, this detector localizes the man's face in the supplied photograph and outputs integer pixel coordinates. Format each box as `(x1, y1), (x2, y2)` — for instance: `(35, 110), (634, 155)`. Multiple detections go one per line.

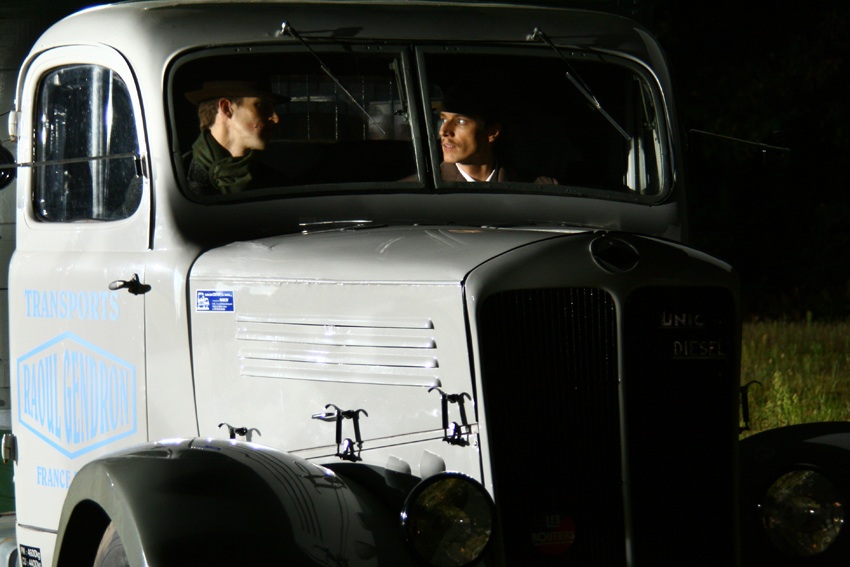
(226, 96), (279, 152)
(439, 111), (498, 165)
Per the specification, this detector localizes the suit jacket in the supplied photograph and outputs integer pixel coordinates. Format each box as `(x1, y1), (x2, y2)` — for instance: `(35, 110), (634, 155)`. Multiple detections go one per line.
(439, 162), (556, 184)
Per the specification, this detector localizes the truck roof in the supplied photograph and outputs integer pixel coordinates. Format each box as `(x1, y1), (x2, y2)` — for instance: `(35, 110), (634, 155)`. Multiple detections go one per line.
(33, 0), (659, 61)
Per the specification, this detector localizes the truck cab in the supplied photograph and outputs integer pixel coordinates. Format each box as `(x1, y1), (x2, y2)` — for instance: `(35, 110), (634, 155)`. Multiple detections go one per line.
(3, 1), (810, 565)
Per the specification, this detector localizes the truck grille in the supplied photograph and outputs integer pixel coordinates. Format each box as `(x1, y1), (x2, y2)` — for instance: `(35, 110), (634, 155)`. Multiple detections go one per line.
(479, 288), (623, 564)
(478, 286), (737, 565)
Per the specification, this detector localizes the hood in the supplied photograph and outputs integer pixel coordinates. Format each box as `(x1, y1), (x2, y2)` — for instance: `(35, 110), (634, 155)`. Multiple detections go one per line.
(190, 225), (571, 284)
(187, 225), (579, 474)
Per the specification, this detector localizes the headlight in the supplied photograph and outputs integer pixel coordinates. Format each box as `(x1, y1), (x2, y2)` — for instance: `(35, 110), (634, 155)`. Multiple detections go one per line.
(761, 469), (845, 557)
(400, 472), (495, 567)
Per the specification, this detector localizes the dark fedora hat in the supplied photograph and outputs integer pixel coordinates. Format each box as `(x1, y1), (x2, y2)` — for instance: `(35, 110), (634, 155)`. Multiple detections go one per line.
(185, 80), (290, 105)
(441, 81), (503, 125)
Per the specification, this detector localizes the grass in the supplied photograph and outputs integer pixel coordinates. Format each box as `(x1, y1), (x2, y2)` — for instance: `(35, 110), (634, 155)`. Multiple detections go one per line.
(741, 319), (850, 435)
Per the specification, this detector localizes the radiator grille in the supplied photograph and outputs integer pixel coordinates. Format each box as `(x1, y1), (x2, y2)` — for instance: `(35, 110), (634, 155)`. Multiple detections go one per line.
(478, 286), (737, 565)
(622, 286), (738, 565)
(479, 288), (623, 564)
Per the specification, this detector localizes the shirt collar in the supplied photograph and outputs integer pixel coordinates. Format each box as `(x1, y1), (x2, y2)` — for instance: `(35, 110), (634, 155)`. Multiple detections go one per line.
(455, 162), (496, 182)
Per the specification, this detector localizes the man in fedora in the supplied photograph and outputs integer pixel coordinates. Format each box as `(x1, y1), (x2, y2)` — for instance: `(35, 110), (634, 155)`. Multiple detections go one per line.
(185, 80), (288, 194)
(437, 82), (555, 184)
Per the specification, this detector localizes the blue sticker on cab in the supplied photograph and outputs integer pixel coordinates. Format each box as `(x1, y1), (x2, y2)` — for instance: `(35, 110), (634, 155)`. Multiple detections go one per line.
(196, 290), (234, 312)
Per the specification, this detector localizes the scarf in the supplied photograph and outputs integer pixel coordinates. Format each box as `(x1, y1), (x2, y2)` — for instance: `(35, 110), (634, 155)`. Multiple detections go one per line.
(191, 130), (256, 193)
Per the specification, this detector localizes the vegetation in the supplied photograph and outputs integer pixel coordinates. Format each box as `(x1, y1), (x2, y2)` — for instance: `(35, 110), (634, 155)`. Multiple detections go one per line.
(741, 319), (850, 435)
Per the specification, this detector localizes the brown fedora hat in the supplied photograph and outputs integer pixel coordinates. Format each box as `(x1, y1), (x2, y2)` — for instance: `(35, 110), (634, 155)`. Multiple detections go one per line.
(185, 80), (290, 105)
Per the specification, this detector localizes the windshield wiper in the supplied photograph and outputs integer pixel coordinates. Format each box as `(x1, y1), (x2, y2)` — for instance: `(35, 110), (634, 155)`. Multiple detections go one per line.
(529, 27), (631, 142)
(276, 22), (385, 135)
(389, 59), (409, 119)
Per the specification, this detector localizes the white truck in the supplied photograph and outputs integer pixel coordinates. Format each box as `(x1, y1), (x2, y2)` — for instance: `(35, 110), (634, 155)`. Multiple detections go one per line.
(1, 1), (848, 565)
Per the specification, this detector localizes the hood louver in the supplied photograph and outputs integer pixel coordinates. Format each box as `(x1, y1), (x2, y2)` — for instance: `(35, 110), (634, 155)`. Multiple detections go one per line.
(236, 315), (440, 387)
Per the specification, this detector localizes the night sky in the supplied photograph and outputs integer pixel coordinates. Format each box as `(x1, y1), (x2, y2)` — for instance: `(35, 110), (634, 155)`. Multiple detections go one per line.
(634, 1), (850, 318)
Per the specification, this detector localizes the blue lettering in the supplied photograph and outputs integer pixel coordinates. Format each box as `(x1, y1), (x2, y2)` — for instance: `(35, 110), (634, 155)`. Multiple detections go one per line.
(60, 348), (132, 444)
(63, 350), (72, 445)
(21, 364), (32, 421)
(76, 293), (86, 320)
(19, 334), (136, 458)
(109, 293), (120, 320)
(23, 289), (122, 321)
(38, 290), (47, 317)
(19, 354), (61, 440)
(31, 290), (41, 318)
(79, 359), (97, 439)
(44, 355), (58, 437)
(35, 465), (73, 488)
(68, 292), (77, 319)
(100, 361), (109, 433)
(48, 290), (58, 318)
(63, 291), (70, 319)
(87, 291), (97, 320)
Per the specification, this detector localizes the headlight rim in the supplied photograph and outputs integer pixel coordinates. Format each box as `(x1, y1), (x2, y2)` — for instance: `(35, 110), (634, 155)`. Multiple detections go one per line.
(757, 462), (848, 560)
(400, 471), (496, 567)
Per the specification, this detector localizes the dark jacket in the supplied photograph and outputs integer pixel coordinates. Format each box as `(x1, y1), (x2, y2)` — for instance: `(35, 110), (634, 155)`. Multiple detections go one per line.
(438, 162), (557, 184)
(186, 131), (283, 195)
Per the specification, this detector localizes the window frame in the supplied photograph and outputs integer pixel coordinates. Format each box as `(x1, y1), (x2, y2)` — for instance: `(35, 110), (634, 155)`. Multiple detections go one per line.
(16, 45), (151, 252)
(167, 43), (426, 204)
(414, 44), (674, 204)
(33, 63), (143, 223)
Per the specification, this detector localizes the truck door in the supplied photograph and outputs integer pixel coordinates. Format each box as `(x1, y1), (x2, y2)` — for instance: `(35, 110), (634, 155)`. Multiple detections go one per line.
(9, 45), (150, 550)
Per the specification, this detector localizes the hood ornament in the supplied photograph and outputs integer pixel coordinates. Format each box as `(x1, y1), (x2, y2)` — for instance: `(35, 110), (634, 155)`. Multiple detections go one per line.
(590, 234), (640, 273)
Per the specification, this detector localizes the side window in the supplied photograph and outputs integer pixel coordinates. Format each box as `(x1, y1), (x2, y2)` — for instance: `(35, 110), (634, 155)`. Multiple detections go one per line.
(35, 64), (141, 222)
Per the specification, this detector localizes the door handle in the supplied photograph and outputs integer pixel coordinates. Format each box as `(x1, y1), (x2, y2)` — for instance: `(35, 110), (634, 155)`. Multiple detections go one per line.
(109, 273), (151, 295)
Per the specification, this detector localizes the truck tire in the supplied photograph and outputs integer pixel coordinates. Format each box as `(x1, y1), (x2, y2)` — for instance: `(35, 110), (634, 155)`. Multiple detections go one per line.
(93, 523), (129, 567)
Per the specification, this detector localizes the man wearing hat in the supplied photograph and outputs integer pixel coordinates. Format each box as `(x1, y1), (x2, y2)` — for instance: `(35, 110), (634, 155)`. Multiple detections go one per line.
(437, 82), (555, 184)
(185, 80), (287, 194)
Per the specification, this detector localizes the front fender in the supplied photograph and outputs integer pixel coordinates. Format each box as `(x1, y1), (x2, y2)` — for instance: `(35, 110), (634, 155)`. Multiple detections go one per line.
(55, 438), (413, 566)
(740, 422), (850, 566)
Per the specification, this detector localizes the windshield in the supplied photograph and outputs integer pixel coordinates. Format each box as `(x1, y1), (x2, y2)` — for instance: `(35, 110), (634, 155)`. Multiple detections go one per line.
(169, 44), (669, 203)
(170, 46), (417, 199)
(421, 50), (668, 197)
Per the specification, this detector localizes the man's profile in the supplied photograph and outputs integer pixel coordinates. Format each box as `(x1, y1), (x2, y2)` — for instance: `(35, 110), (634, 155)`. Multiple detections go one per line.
(184, 80), (288, 194)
